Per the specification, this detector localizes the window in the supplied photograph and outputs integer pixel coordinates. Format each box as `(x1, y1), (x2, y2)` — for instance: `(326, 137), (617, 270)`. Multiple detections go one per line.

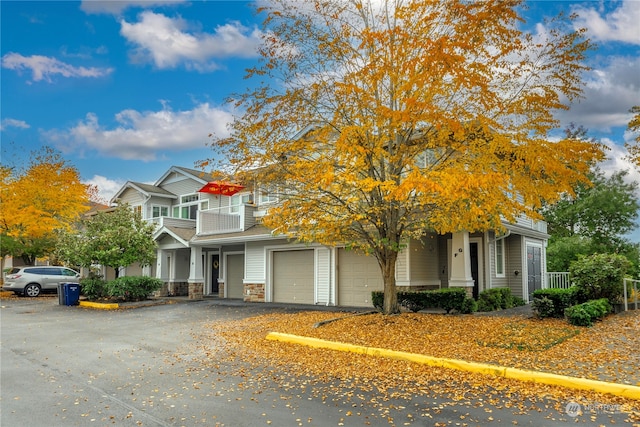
(259, 190), (277, 204)
(132, 205), (143, 217)
(495, 239), (505, 277)
(172, 194), (200, 219)
(152, 206), (169, 218)
(181, 194), (199, 203)
(230, 193), (251, 213)
(181, 205), (198, 220)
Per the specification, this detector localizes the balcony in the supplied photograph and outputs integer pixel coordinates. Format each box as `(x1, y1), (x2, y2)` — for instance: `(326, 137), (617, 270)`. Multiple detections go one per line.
(148, 216), (195, 230)
(197, 204), (258, 235)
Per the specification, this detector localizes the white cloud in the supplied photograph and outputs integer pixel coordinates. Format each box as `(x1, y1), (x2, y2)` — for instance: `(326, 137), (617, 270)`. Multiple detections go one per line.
(84, 175), (125, 203)
(43, 102), (234, 161)
(120, 11), (262, 71)
(1, 53), (114, 83)
(556, 56), (640, 132)
(600, 138), (639, 181)
(0, 118), (30, 131)
(80, 0), (186, 15)
(572, 0), (640, 45)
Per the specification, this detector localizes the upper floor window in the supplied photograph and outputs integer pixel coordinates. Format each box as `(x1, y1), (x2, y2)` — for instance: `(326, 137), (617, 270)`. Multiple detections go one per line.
(259, 190), (278, 204)
(172, 193), (200, 219)
(132, 205), (143, 217)
(181, 194), (199, 204)
(152, 205), (169, 218)
(230, 193), (252, 213)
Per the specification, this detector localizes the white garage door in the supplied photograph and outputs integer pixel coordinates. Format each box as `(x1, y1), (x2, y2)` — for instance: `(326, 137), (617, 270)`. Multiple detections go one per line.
(226, 254), (245, 299)
(338, 249), (384, 307)
(272, 250), (315, 304)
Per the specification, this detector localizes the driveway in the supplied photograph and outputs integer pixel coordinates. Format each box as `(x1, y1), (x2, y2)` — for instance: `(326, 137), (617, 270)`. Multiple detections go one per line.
(1, 297), (634, 426)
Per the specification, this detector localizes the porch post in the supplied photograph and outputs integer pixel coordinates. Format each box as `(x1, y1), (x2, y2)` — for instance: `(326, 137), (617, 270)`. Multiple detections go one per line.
(449, 231), (474, 297)
(154, 249), (169, 297)
(188, 245), (204, 300)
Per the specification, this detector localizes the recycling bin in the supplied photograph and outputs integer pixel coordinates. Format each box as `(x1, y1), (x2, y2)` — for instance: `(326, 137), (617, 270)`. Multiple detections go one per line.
(59, 282), (80, 306)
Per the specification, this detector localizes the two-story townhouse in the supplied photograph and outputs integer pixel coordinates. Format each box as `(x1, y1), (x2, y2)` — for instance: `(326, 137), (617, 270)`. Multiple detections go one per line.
(110, 165), (547, 307)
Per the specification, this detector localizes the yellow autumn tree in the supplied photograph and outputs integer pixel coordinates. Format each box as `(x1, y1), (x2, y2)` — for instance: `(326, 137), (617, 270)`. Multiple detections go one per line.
(202, 0), (604, 314)
(625, 106), (640, 166)
(0, 146), (94, 265)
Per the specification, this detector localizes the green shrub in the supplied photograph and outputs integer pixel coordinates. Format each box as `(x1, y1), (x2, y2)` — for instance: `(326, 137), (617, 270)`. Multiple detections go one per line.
(565, 298), (611, 327)
(532, 296), (555, 318)
(433, 288), (467, 313)
(532, 288), (578, 318)
(570, 253), (629, 304)
(459, 297), (478, 314)
(106, 276), (163, 302)
(398, 291), (425, 312)
(79, 274), (107, 300)
(372, 291), (384, 310)
(476, 287), (521, 312)
(512, 296), (526, 307)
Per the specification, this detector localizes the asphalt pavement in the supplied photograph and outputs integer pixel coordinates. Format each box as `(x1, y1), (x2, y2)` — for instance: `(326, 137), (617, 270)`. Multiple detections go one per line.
(0, 296), (635, 426)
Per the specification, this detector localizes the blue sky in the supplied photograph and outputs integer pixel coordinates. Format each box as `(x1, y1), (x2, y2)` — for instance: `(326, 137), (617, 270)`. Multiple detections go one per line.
(1, 1), (639, 217)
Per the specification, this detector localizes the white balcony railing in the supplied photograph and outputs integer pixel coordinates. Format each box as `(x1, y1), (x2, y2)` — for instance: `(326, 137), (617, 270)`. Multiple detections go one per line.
(198, 204), (258, 235)
(148, 216), (195, 230)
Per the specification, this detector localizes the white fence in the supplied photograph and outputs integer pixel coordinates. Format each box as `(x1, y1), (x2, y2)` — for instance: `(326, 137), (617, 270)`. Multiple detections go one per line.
(546, 272), (571, 289)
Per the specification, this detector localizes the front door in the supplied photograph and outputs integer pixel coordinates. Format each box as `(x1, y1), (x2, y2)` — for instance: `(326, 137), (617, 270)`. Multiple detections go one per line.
(527, 245), (542, 299)
(211, 254), (219, 294)
(470, 243), (479, 299)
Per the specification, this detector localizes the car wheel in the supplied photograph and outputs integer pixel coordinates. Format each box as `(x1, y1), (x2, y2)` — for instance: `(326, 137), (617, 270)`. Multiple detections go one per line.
(24, 284), (41, 297)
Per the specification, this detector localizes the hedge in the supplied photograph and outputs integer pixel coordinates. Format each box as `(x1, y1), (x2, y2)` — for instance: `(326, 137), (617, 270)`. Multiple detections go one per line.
(372, 287), (471, 314)
(532, 287), (579, 318)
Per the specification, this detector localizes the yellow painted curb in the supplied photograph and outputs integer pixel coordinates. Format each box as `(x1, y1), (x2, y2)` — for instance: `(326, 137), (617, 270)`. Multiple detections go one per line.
(266, 332), (640, 400)
(79, 301), (120, 310)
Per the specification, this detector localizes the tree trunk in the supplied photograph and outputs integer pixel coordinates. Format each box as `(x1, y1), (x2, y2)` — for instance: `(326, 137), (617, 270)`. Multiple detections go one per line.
(114, 267), (120, 279)
(380, 250), (400, 315)
(22, 254), (36, 266)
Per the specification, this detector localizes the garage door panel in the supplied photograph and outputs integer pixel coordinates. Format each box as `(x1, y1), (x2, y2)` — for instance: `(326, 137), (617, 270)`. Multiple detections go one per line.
(338, 249), (383, 307)
(273, 250), (314, 304)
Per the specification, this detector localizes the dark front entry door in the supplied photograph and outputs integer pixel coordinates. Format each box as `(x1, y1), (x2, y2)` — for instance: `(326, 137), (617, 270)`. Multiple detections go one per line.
(211, 254), (219, 294)
(470, 242), (479, 299)
(527, 246), (542, 299)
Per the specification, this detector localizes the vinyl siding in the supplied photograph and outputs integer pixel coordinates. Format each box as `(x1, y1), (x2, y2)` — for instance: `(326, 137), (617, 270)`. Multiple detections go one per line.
(506, 234), (524, 299)
(118, 188), (145, 206)
(315, 247), (332, 305)
(161, 178), (203, 198)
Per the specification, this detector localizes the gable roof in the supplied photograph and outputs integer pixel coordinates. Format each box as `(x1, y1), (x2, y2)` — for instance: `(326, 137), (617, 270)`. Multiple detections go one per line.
(153, 225), (196, 247)
(111, 181), (177, 204)
(154, 166), (213, 187)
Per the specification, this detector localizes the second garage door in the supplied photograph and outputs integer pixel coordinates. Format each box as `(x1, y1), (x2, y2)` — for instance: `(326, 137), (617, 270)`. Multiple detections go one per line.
(272, 250), (315, 304)
(338, 249), (384, 307)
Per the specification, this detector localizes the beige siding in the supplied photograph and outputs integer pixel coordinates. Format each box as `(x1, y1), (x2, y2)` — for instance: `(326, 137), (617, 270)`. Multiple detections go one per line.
(409, 236), (440, 286)
(506, 234), (524, 299)
(118, 188), (145, 206)
(315, 247), (332, 305)
(161, 178), (203, 197)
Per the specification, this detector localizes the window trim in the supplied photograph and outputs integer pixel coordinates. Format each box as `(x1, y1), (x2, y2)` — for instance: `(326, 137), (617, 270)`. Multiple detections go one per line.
(495, 238), (505, 278)
(152, 205), (169, 218)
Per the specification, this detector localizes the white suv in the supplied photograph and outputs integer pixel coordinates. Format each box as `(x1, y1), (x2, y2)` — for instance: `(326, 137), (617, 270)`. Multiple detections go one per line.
(3, 266), (80, 297)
